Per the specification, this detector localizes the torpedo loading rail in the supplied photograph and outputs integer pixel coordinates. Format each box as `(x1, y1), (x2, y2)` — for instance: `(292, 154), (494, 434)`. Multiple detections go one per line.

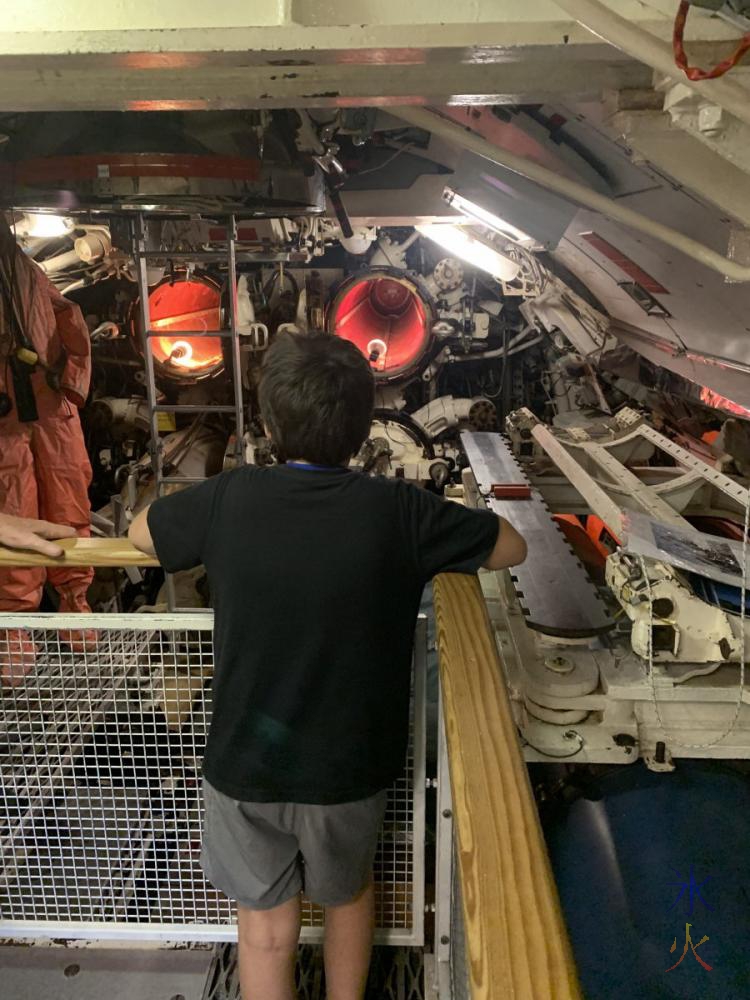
(461, 431), (613, 638)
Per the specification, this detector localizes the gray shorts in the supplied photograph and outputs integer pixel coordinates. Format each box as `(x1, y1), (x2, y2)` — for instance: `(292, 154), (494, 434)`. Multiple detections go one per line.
(201, 779), (388, 910)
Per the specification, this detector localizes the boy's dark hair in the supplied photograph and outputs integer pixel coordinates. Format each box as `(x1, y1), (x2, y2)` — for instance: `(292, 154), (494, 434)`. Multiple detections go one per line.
(259, 331), (375, 465)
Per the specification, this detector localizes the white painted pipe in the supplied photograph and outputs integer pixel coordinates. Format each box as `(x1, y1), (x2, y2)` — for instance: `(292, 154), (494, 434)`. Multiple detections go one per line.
(393, 106), (750, 282)
(39, 248), (80, 273)
(447, 329), (537, 361)
(555, 0), (750, 129)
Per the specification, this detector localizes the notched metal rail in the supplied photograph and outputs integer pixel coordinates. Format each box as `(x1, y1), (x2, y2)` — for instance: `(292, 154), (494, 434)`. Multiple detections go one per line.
(461, 431), (614, 637)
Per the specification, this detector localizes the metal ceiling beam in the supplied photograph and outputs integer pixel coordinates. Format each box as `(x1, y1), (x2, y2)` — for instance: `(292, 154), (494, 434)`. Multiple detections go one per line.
(0, 1), (737, 112)
(0, 55), (651, 113)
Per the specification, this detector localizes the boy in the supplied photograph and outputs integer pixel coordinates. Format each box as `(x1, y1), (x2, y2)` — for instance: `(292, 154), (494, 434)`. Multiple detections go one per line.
(129, 332), (526, 1000)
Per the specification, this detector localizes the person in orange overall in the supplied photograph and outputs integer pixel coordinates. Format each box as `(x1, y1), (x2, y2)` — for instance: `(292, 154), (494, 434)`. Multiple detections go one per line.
(0, 215), (94, 684)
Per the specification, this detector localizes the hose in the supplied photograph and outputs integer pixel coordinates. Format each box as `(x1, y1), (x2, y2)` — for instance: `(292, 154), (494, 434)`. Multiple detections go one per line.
(372, 408), (435, 458)
(674, 0), (750, 80)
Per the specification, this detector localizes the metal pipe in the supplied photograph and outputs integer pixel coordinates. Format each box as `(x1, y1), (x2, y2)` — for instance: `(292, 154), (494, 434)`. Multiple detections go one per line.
(39, 249), (81, 274)
(146, 329), (235, 339)
(394, 106), (750, 282)
(138, 250), (300, 263)
(131, 215), (163, 484)
(554, 0), (750, 129)
(153, 404), (236, 413)
(227, 214), (246, 464)
(131, 213), (176, 611)
(447, 329), (539, 362)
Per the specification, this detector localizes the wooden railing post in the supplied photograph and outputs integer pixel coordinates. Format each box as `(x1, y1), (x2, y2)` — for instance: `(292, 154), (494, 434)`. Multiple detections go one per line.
(433, 572), (582, 1000)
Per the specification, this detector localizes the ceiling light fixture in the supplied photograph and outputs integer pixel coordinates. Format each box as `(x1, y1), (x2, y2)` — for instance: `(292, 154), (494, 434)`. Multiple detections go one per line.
(415, 223), (521, 282)
(17, 213), (75, 239)
(442, 187), (532, 245)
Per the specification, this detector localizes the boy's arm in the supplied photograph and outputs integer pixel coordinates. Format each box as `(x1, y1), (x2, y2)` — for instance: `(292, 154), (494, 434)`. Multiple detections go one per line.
(128, 506), (156, 557)
(482, 516), (527, 570)
(128, 474), (226, 571)
(401, 483), (526, 579)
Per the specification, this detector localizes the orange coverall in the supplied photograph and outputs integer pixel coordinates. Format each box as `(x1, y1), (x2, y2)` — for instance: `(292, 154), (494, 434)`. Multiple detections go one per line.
(0, 246), (93, 622)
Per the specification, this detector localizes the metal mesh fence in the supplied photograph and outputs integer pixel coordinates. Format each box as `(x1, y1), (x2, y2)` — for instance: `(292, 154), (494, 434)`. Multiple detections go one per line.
(0, 613), (425, 945)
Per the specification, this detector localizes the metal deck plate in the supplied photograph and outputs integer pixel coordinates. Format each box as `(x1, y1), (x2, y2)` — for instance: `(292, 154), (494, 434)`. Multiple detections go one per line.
(0, 946), (215, 1000)
(462, 432), (614, 637)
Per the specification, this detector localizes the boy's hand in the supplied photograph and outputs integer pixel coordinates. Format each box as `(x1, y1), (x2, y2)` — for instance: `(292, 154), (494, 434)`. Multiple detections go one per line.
(0, 514), (76, 558)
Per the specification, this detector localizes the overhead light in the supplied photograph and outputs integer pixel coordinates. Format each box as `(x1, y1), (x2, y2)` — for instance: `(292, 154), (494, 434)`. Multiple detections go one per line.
(367, 338), (388, 371)
(17, 213), (74, 239)
(416, 224), (521, 282)
(442, 187), (532, 245)
(169, 340), (195, 367)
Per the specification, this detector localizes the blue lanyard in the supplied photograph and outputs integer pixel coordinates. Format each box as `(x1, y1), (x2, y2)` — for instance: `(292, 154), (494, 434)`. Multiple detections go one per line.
(285, 461), (345, 472)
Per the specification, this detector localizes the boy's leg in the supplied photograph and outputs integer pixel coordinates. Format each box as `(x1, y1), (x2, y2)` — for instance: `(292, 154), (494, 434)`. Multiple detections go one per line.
(297, 790), (388, 1000)
(237, 895), (301, 1000)
(200, 781), (305, 999)
(323, 877), (375, 1000)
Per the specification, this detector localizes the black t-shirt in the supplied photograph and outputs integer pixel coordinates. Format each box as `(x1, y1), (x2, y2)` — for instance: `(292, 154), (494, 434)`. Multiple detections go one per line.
(147, 464), (499, 804)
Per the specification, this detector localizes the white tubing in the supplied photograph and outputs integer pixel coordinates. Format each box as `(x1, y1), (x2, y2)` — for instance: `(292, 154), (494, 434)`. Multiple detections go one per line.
(447, 330), (540, 361)
(39, 248), (80, 274)
(555, 0), (750, 129)
(394, 106), (750, 282)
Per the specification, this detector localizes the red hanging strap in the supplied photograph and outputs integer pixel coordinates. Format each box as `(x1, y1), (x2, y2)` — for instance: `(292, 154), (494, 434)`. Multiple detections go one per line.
(673, 0), (750, 80)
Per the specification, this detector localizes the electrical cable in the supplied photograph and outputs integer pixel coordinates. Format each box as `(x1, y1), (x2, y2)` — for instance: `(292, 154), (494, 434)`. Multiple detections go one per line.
(354, 143), (416, 178)
(639, 486), (749, 750)
(674, 0), (750, 80)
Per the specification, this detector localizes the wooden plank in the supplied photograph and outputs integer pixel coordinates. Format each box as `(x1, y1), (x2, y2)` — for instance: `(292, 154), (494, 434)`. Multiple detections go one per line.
(0, 537), (160, 568)
(433, 572), (581, 1000)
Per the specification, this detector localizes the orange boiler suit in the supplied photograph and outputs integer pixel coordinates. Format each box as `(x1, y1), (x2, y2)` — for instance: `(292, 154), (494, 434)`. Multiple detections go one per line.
(0, 246), (94, 618)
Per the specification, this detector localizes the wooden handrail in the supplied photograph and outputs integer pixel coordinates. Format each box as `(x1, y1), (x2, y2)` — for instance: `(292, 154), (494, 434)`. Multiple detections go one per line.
(433, 572), (582, 1000)
(0, 537), (160, 568)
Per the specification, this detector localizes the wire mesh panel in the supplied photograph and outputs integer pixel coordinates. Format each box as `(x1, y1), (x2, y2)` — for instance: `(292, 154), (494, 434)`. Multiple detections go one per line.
(0, 613), (425, 945)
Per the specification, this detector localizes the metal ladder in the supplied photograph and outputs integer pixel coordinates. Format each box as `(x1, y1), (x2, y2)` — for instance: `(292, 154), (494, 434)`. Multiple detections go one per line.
(130, 213), (246, 611)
